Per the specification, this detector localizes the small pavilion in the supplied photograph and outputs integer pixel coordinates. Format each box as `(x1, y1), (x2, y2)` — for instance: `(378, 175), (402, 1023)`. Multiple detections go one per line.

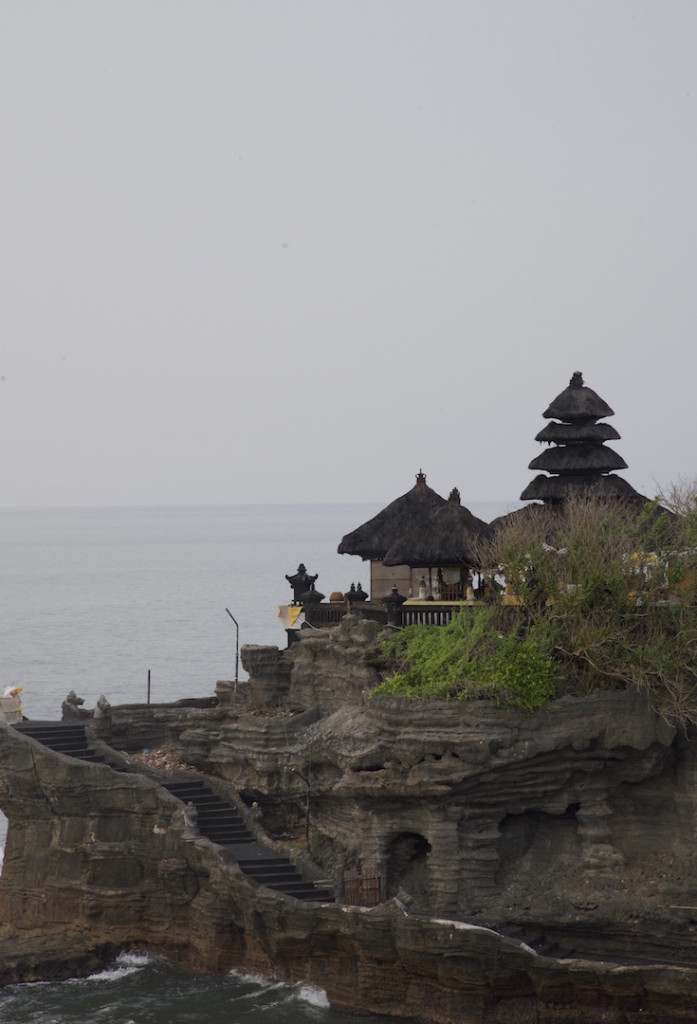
(338, 471), (491, 600)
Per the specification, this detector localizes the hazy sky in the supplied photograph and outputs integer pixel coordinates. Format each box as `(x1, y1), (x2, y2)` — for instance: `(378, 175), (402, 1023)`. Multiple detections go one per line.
(2, 1), (696, 507)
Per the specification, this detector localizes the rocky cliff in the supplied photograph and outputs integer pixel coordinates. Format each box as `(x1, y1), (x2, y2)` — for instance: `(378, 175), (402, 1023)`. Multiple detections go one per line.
(2, 616), (697, 1022)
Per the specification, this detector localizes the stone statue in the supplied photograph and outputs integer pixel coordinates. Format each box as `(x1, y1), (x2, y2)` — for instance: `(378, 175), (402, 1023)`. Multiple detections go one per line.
(285, 563), (318, 603)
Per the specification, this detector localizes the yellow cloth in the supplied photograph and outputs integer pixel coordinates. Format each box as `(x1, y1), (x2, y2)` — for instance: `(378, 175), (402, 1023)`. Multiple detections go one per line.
(287, 606), (302, 627)
(278, 605), (304, 628)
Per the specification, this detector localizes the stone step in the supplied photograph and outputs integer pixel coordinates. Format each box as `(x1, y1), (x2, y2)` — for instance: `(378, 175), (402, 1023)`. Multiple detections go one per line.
(198, 822), (250, 833)
(241, 863), (300, 877)
(17, 735), (90, 749)
(161, 781), (208, 794)
(213, 837), (263, 846)
(193, 805), (243, 817)
(179, 795), (230, 808)
(242, 869), (303, 884)
(14, 721), (85, 731)
(196, 819), (246, 832)
(18, 731), (88, 742)
(263, 881), (333, 900)
(197, 823), (248, 839)
(45, 748), (92, 758)
(199, 827), (249, 838)
(237, 857), (290, 867)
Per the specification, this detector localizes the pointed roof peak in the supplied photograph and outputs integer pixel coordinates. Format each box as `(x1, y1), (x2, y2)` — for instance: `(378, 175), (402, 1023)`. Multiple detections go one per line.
(520, 372), (639, 504)
(543, 371), (614, 423)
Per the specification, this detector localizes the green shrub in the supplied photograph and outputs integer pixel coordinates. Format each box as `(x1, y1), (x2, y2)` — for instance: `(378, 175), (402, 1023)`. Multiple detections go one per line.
(373, 608), (557, 710)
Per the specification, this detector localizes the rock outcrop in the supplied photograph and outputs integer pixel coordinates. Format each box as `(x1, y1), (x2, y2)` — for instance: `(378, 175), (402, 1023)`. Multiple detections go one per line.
(2, 616), (697, 1021)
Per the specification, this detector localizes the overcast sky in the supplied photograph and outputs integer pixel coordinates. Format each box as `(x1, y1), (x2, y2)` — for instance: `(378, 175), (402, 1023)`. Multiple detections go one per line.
(2, 1), (696, 507)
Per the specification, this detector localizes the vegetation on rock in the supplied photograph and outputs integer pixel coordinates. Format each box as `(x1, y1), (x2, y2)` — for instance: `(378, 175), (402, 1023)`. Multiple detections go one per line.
(374, 485), (697, 723)
(373, 608), (557, 710)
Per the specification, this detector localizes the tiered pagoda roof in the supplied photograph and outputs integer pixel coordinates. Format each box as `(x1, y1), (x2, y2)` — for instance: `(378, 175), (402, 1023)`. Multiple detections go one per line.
(521, 371), (645, 504)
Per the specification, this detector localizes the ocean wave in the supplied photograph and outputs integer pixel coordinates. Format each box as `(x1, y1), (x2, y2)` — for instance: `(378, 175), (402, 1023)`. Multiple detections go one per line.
(75, 950), (153, 984)
(227, 970), (330, 1011)
(292, 983), (330, 1008)
(227, 969), (289, 993)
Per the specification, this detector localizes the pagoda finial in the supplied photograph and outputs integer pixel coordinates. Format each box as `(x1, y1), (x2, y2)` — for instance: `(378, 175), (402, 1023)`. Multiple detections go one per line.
(416, 469), (427, 486)
(570, 371), (584, 388)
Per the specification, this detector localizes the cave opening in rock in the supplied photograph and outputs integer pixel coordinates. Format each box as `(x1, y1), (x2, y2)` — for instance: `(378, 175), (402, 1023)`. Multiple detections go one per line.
(495, 805), (581, 888)
(385, 831), (431, 902)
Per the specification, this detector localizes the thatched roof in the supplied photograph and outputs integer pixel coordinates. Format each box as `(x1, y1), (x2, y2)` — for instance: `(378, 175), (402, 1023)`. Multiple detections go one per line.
(492, 488), (671, 536)
(521, 371), (636, 504)
(535, 421), (621, 444)
(520, 473), (645, 503)
(529, 443), (627, 474)
(382, 491), (492, 568)
(489, 501), (556, 537)
(338, 470), (446, 560)
(543, 371), (614, 423)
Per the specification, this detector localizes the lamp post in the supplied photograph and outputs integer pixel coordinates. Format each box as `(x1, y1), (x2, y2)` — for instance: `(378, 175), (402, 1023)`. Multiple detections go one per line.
(225, 608), (239, 684)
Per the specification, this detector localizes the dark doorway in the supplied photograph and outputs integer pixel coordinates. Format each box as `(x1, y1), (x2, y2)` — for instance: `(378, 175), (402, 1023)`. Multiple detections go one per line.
(385, 831), (431, 902)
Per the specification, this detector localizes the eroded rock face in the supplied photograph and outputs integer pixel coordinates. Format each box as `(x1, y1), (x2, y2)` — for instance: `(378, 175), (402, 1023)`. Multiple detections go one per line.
(164, 623), (697, 961)
(3, 617), (697, 1021)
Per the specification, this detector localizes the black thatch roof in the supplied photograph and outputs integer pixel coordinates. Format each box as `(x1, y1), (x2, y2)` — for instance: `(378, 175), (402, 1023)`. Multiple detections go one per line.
(520, 473), (645, 503)
(338, 470), (446, 560)
(521, 371), (637, 504)
(543, 371), (614, 423)
(382, 491), (492, 568)
(529, 443), (627, 474)
(535, 421), (621, 444)
(488, 501), (556, 537)
(491, 488), (671, 537)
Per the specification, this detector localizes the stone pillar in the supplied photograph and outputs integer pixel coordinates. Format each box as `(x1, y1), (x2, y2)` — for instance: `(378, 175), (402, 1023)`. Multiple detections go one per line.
(457, 813), (502, 913)
(577, 783), (625, 879)
(421, 814), (460, 915)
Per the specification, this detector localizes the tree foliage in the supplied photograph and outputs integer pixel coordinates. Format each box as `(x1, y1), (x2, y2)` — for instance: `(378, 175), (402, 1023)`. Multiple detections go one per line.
(374, 483), (697, 724)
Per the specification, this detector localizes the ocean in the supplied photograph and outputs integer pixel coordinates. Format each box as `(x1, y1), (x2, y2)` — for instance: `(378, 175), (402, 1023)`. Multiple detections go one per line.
(0, 501), (514, 1022)
(0, 952), (384, 1024)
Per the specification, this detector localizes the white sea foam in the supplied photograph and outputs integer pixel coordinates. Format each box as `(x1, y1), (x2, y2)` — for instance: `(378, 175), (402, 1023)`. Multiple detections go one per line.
(228, 968), (288, 992)
(228, 971), (330, 1010)
(78, 951), (152, 983)
(293, 983), (330, 1008)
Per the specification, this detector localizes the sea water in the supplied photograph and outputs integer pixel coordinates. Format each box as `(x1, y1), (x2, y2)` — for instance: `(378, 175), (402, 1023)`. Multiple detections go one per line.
(0, 952), (386, 1024)
(0, 501), (514, 1022)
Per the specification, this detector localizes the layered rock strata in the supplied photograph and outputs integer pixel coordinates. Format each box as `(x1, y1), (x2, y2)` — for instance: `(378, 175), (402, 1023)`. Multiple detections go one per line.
(1, 617), (697, 1021)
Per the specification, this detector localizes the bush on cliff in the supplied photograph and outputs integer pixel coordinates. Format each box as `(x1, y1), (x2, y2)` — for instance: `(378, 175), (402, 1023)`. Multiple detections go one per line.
(374, 484), (697, 724)
(372, 607), (558, 710)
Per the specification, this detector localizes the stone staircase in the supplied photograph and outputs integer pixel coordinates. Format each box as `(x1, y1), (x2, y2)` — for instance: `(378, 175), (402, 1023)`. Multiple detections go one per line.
(12, 721), (333, 904)
(12, 720), (118, 767)
(158, 778), (333, 901)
